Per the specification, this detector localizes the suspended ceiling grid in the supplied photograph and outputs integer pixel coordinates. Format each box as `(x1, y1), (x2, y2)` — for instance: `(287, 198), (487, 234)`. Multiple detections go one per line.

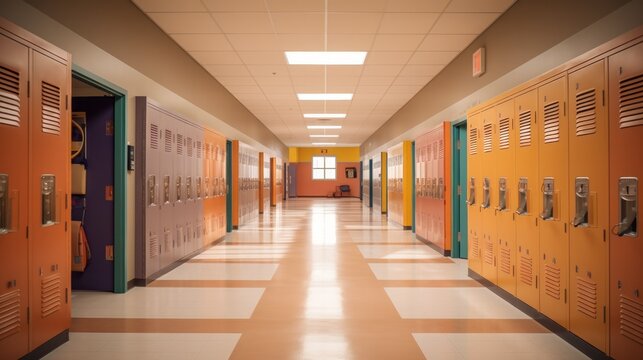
(132, 0), (516, 146)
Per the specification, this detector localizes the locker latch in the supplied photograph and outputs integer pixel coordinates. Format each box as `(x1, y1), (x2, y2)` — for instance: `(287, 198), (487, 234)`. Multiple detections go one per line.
(540, 177), (555, 220)
(481, 177), (490, 209)
(0, 174), (9, 234)
(163, 176), (171, 204)
(467, 177), (476, 206)
(41, 175), (56, 226)
(148, 175), (157, 207)
(516, 177), (528, 215)
(497, 177), (507, 211)
(616, 177), (637, 237)
(572, 177), (589, 227)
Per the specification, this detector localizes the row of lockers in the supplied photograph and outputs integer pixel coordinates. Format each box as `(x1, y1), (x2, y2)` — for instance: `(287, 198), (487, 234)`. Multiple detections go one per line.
(466, 35), (642, 359)
(387, 142), (412, 228)
(135, 97), (227, 282)
(232, 140), (259, 228)
(0, 19), (72, 359)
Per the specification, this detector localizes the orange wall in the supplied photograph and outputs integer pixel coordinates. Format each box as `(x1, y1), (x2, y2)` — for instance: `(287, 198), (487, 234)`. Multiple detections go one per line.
(295, 162), (361, 197)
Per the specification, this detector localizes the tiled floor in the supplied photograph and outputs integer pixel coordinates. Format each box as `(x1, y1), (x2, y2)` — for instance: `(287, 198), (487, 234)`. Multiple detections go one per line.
(46, 198), (588, 359)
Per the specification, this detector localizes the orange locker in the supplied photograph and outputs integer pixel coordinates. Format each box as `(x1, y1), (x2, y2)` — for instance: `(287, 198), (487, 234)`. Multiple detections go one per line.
(608, 40), (643, 360)
(271, 157), (283, 207)
(480, 108), (498, 284)
(514, 90), (540, 310)
(387, 142), (412, 229)
(567, 60), (609, 352)
(0, 29), (30, 359)
(538, 76), (570, 329)
(467, 112), (482, 274)
(495, 99), (517, 295)
(203, 129), (226, 245)
(259, 152), (265, 214)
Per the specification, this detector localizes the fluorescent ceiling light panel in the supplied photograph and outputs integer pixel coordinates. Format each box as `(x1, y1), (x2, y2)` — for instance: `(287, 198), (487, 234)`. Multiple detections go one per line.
(307, 125), (342, 129)
(304, 113), (346, 119)
(312, 142), (336, 145)
(309, 134), (339, 138)
(297, 93), (353, 101)
(285, 51), (367, 65)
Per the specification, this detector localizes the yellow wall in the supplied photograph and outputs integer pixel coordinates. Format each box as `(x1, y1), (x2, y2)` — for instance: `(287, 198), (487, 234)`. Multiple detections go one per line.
(290, 147), (360, 163)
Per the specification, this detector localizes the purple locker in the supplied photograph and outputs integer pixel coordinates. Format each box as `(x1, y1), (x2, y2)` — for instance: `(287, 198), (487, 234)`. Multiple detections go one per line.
(159, 111), (175, 270)
(173, 123), (186, 266)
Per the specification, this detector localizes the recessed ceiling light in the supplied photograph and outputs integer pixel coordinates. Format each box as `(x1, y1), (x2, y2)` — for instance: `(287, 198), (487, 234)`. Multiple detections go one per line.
(297, 93), (353, 101)
(285, 51), (367, 65)
(304, 113), (346, 119)
(310, 134), (339, 138)
(307, 125), (342, 129)
(312, 142), (336, 145)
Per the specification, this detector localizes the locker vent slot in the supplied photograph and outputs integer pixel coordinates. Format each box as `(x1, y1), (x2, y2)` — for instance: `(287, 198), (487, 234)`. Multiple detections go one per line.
(619, 294), (643, 345)
(484, 240), (494, 265)
(164, 129), (172, 153)
(187, 137), (193, 157)
(471, 237), (480, 258)
(197, 141), (202, 159)
(498, 117), (510, 149)
(575, 88), (597, 136)
(619, 73), (643, 129)
(0, 65), (20, 128)
(176, 134), (183, 155)
(500, 247), (511, 275)
(519, 110), (532, 147)
(519, 255), (533, 286)
(544, 263), (561, 300)
(439, 140), (444, 159)
(41, 272), (62, 318)
(433, 142), (438, 160)
(0, 289), (21, 340)
(205, 143), (210, 160)
(148, 234), (159, 258)
(41, 81), (61, 135)
(469, 128), (478, 155)
(483, 123), (492, 152)
(543, 101), (560, 143)
(576, 277), (597, 319)
(149, 124), (158, 150)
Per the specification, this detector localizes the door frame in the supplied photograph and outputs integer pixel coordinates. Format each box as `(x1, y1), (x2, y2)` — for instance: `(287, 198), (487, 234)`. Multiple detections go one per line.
(451, 119), (468, 258)
(411, 141), (416, 233)
(71, 65), (127, 293)
(226, 140), (233, 232)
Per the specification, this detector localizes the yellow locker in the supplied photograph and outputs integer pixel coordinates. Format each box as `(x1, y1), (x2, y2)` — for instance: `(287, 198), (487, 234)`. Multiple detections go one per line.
(568, 60), (609, 352)
(481, 108), (498, 283)
(495, 99), (517, 295)
(514, 89), (540, 310)
(467, 112), (482, 274)
(538, 76), (570, 329)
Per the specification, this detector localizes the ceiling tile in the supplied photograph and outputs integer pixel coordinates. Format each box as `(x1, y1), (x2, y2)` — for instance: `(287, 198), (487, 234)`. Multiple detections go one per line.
(399, 64), (444, 77)
(418, 34), (477, 51)
(246, 64), (290, 77)
(189, 51), (243, 65)
(392, 76), (432, 86)
(329, 0), (388, 12)
(212, 13), (273, 33)
(271, 12), (323, 34)
(431, 13), (501, 35)
(204, 64), (251, 77)
(327, 76), (360, 87)
(288, 66), (324, 78)
(133, 0), (207, 12)
(327, 66), (363, 78)
(260, 85), (295, 94)
(355, 85), (389, 94)
(371, 34), (424, 51)
(327, 34), (374, 51)
(387, 85), (424, 94)
(445, 0), (516, 13)
(227, 34), (281, 51)
(279, 34), (324, 51)
(358, 77), (395, 86)
(365, 52), (413, 65)
(266, 0), (323, 12)
(226, 85), (264, 94)
(378, 13), (439, 34)
(328, 13), (382, 34)
(361, 65), (403, 77)
(237, 51), (288, 65)
(147, 13), (221, 34)
(216, 76), (257, 86)
(201, 0), (267, 12)
(170, 34), (232, 51)
(407, 51), (458, 65)
(254, 76), (295, 86)
(385, 0), (450, 12)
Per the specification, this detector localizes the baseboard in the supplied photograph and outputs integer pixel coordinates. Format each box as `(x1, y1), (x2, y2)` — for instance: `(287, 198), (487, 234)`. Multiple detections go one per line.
(415, 235), (451, 256)
(20, 329), (69, 360)
(468, 269), (609, 360)
(402, 225), (412, 230)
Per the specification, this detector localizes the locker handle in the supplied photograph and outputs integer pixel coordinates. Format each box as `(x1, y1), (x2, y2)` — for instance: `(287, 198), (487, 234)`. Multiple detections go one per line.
(0, 174), (10, 235)
(615, 177), (638, 237)
(572, 177), (589, 228)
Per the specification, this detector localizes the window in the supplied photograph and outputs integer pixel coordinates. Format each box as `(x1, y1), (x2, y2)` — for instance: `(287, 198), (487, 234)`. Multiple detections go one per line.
(312, 156), (336, 180)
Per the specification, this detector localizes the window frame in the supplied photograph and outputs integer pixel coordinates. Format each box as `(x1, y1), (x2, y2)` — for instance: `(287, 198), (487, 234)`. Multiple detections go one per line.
(312, 155), (337, 180)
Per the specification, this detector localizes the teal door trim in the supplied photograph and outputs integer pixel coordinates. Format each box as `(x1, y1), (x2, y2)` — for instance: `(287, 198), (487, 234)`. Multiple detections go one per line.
(411, 141), (416, 233)
(451, 119), (468, 259)
(368, 159), (373, 207)
(226, 140), (233, 232)
(71, 65), (127, 293)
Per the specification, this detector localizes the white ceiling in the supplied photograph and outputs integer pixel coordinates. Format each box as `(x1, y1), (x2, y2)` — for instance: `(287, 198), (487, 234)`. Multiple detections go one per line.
(133, 0), (516, 147)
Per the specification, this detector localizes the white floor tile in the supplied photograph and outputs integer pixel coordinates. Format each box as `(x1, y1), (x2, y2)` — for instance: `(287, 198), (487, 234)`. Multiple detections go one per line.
(358, 244), (443, 259)
(385, 288), (530, 319)
(369, 262), (470, 280)
(72, 287), (264, 319)
(158, 263), (279, 281)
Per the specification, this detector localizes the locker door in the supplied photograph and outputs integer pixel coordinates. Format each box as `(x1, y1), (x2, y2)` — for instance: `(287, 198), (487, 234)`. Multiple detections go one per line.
(480, 108), (498, 283)
(467, 112), (482, 274)
(258, 152), (264, 214)
(381, 153), (388, 214)
(373, 158), (381, 213)
(538, 76), (570, 329)
(568, 60), (609, 352)
(231, 140), (239, 229)
(514, 89), (540, 310)
(608, 41), (643, 360)
(159, 115), (174, 268)
(184, 131), (195, 255)
(0, 33), (29, 360)
(195, 133), (203, 249)
(495, 99), (517, 295)
(173, 126), (185, 265)
(29, 50), (70, 349)
(144, 107), (161, 278)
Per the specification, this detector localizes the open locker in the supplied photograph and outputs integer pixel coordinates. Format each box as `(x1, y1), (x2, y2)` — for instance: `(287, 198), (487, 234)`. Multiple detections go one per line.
(467, 112), (482, 274)
(495, 99), (517, 295)
(514, 89), (540, 311)
(608, 40), (643, 360)
(538, 75), (570, 329)
(480, 108), (498, 284)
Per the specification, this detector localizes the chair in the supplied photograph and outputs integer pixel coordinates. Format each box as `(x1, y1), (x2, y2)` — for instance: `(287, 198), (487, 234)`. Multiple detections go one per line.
(335, 185), (350, 197)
